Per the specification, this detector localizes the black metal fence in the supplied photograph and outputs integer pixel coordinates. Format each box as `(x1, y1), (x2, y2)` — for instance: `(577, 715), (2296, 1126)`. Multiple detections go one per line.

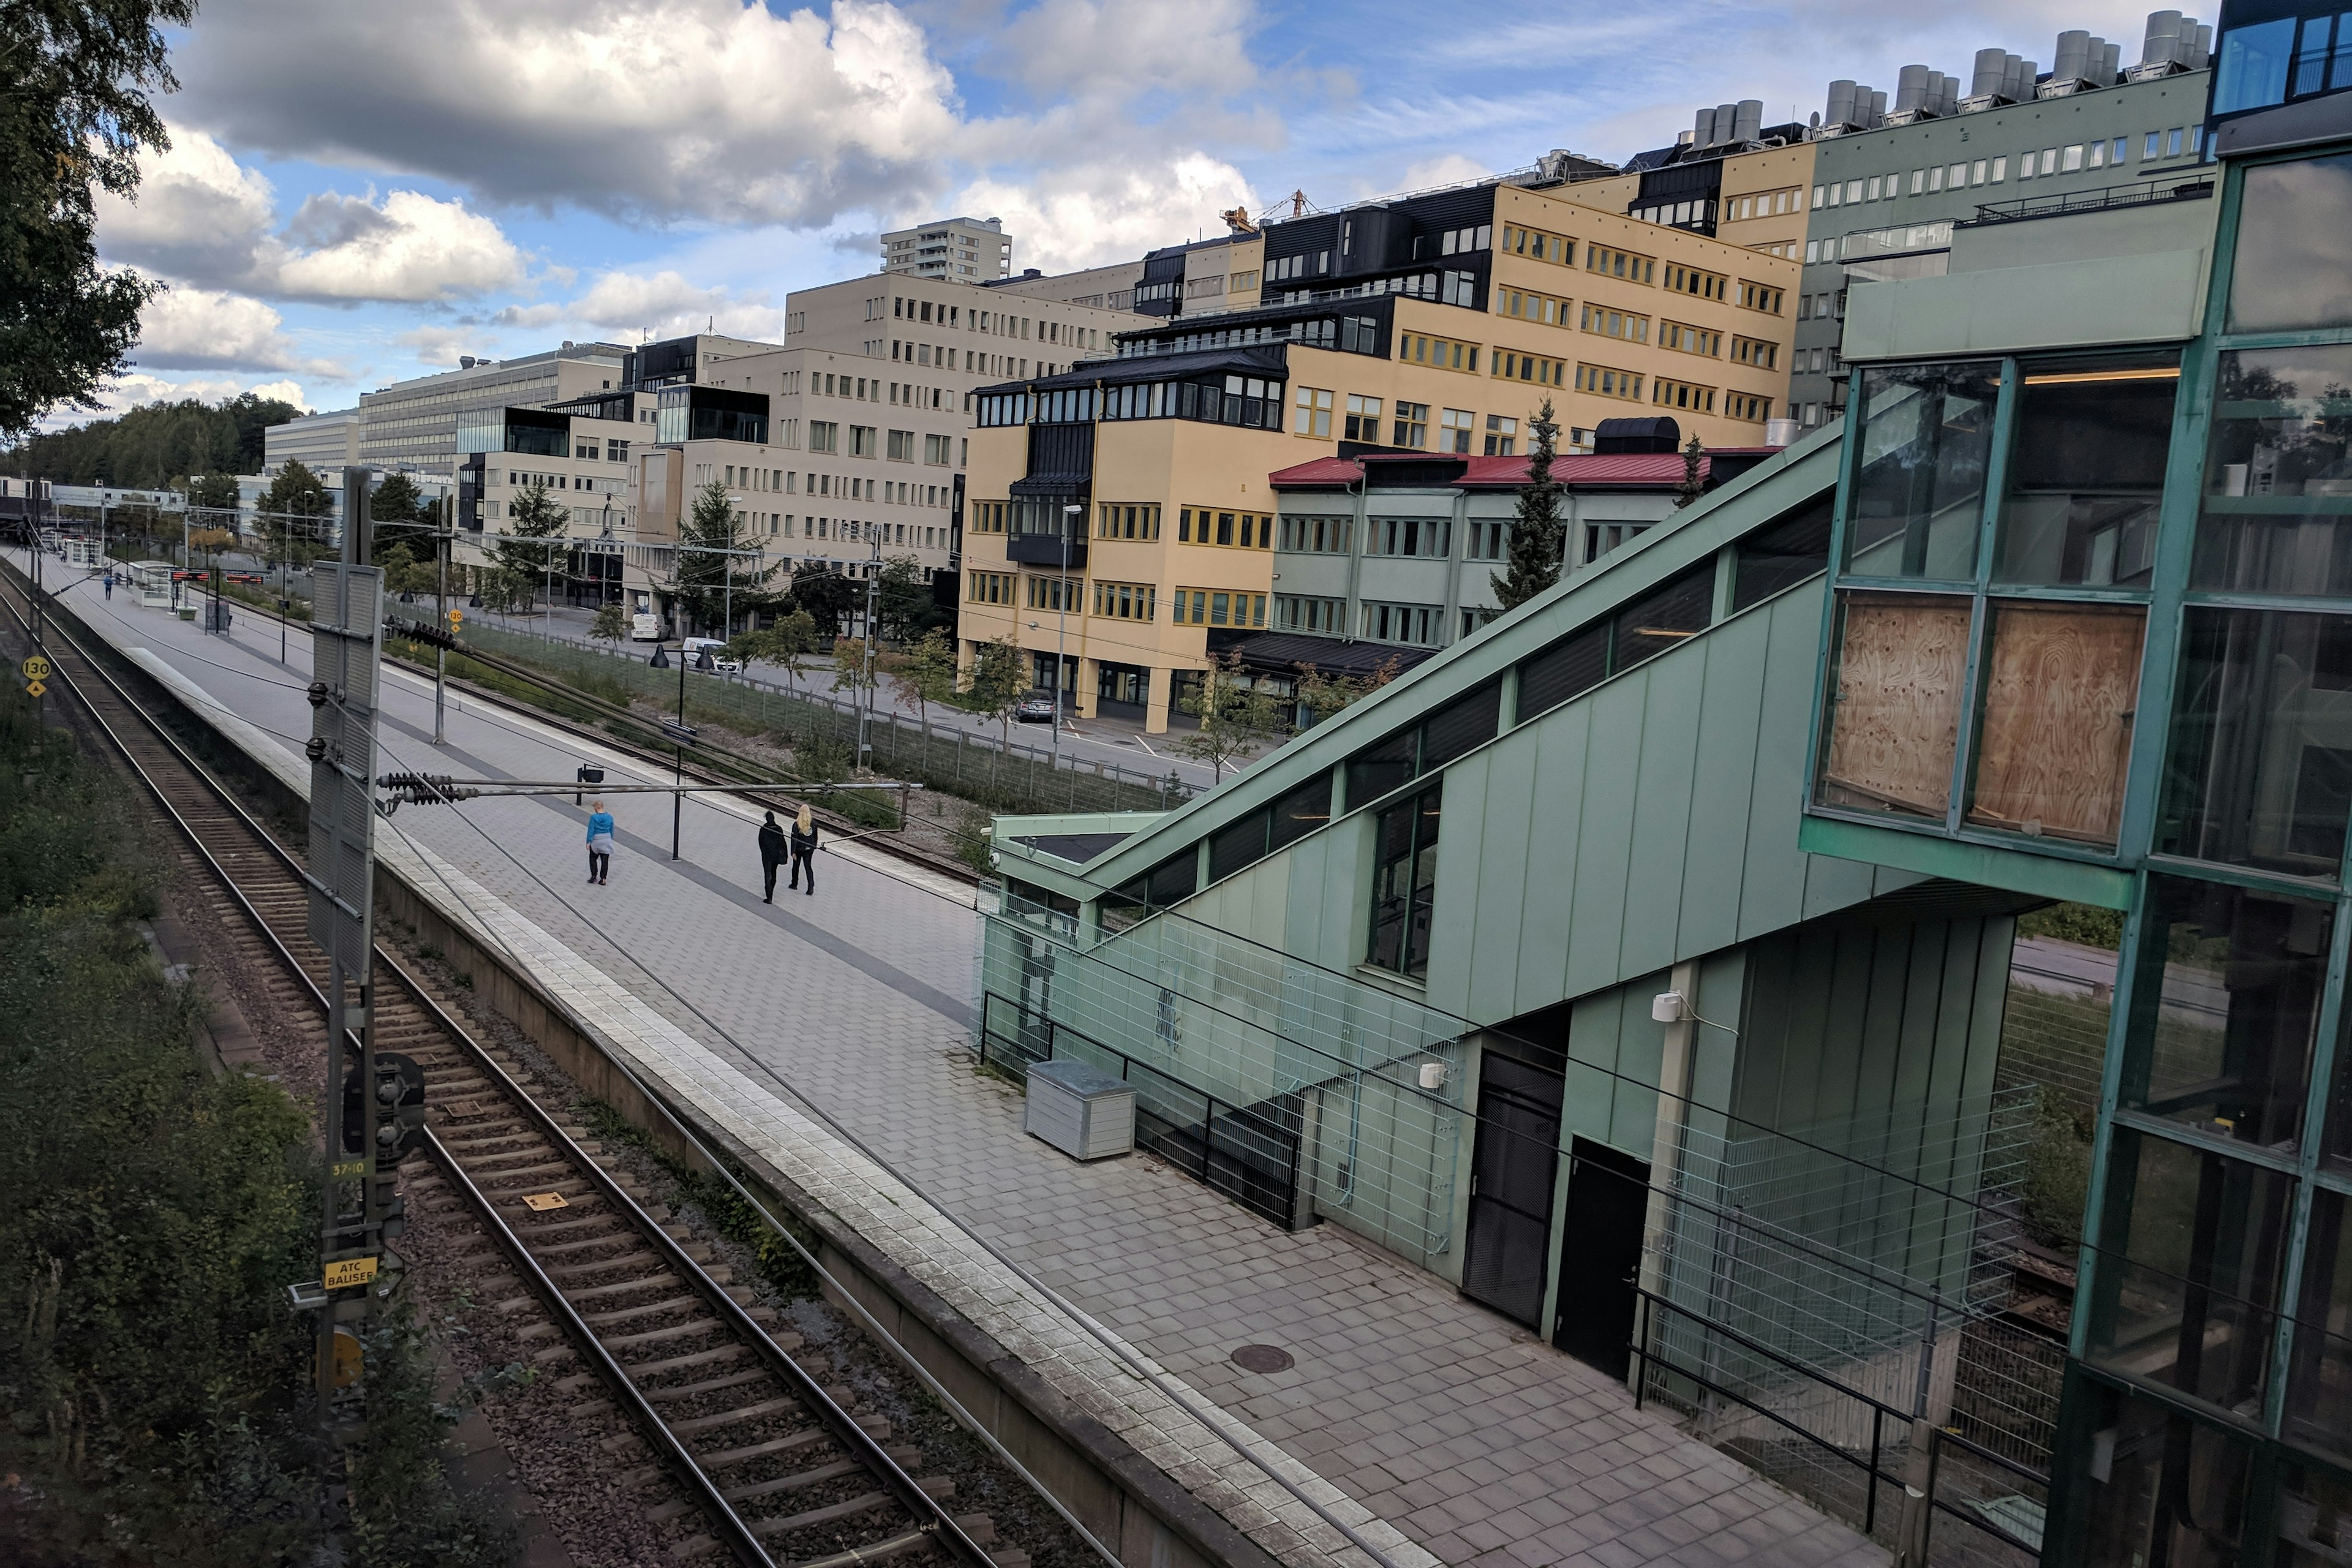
(979, 991), (1306, 1229)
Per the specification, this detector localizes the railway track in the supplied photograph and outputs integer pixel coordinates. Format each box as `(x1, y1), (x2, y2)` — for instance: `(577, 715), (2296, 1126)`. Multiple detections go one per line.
(0, 566), (1019, 1568)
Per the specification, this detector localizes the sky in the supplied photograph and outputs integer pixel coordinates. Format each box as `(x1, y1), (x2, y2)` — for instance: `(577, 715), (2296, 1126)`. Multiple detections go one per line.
(75, 0), (2171, 425)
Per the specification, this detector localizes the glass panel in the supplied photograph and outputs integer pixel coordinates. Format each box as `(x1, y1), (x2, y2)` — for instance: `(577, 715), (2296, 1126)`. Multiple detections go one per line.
(1208, 813), (1269, 883)
(2122, 876), (2327, 1151)
(1815, 592), (1970, 821)
(1268, 774), (1332, 853)
(1611, 570), (1713, 671)
(2159, 608), (2352, 878)
(1730, 490), (1834, 611)
(1844, 360), (2000, 581)
(2273, 1458), (2352, 1566)
(2077, 1378), (2253, 1568)
(1515, 624), (1609, 722)
(2213, 17), (2296, 116)
(1368, 785), (1441, 979)
(2228, 151), (2352, 334)
(2087, 1128), (2293, 1415)
(2193, 345), (2352, 598)
(1992, 366), (2176, 587)
(1420, 682), (1501, 770)
(1144, 852), (1195, 908)
(2285, 1189), (2352, 1461)
(1346, 729), (1418, 810)
(1967, 602), (2144, 845)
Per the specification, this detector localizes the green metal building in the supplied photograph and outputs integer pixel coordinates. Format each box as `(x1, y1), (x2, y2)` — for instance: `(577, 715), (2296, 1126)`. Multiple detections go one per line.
(982, 15), (2352, 1560)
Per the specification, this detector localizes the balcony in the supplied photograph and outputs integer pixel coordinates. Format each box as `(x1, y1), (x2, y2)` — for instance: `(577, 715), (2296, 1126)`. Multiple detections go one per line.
(1008, 532), (1088, 570)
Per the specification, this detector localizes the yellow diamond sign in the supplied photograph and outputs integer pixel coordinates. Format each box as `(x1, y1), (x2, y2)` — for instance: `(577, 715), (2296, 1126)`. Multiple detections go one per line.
(24, 679), (46, 699)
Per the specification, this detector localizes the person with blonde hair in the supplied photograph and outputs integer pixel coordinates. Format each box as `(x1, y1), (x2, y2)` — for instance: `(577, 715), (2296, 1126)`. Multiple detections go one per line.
(585, 799), (616, 884)
(788, 803), (819, 895)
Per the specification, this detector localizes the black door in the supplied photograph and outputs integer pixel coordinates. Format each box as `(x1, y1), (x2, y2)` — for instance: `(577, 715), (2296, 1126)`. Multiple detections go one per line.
(1551, 1138), (1652, 1379)
(1460, 1053), (1564, 1329)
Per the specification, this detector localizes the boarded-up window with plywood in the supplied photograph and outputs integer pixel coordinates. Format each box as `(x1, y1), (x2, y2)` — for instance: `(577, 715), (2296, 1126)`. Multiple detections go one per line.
(1818, 592), (1971, 820)
(1968, 603), (2146, 845)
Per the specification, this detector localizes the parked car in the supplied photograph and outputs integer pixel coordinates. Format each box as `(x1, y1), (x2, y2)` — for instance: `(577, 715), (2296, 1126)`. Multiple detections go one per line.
(1014, 692), (1058, 723)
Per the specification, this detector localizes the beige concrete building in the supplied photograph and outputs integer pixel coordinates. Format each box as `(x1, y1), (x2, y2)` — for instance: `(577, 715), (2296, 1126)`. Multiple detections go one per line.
(358, 343), (631, 475)
(453, 390), (652, 608)
(263, 407), (360, 473)
(880, 216), (1011, 282)
(960, 180), (1800, 732)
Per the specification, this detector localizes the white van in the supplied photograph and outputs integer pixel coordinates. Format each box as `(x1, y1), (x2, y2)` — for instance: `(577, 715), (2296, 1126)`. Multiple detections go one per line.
(630, 611), (662, 641)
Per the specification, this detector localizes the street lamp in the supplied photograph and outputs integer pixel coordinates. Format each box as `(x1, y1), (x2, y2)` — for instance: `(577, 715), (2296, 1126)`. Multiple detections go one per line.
(1055, 502), (1081, 771)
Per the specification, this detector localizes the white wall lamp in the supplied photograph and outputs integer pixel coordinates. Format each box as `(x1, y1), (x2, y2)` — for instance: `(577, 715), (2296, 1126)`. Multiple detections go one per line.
(1651, 990), (1738, 1033)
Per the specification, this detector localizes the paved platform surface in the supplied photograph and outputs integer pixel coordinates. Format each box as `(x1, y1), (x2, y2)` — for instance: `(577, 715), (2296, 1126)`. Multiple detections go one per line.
(46, 561), (1883, 1568)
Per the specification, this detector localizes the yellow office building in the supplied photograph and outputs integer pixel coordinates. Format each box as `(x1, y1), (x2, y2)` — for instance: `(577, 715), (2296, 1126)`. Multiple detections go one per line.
(961, 181), (1799, 733)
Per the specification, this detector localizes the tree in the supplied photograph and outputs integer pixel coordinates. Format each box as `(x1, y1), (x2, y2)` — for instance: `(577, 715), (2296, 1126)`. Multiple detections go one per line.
(0, 393), (303, 488)
(1172, 651), (1291, 782)
(830, 635), (878, 703)
(370, 470), (424, 530)
(376, 540), (435, 600)
(726, 609), (818, 696)
(184, 472), (239, 512)
(790, 563), (858, 641)
(0, 0), (192, 438)
(591, 601), (630, 646)
(492, 480), (568, 613)
(673, 478), (781, 635)
(874, 553), (940, 643)
(1675, 432), (1708, 508)
(1491, 396), (1566, 611)
(257, 459), (331, 567)
(959, 633), (1029, 748)
(891, 627), (958, 734)
(1294, 654), (1402, 726)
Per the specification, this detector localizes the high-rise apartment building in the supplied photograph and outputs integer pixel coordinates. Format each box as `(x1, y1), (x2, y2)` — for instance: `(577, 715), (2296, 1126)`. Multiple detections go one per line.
(880, 216), (1012, 281)
(959, 178), (1800, 731)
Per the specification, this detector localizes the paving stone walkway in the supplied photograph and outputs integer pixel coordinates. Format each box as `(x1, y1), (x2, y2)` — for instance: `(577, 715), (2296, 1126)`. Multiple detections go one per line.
(54, 566), (1885, 1568)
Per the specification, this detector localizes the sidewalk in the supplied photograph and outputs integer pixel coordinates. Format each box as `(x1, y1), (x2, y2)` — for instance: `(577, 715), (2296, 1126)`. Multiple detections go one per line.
(47, 560), (1883, 1568)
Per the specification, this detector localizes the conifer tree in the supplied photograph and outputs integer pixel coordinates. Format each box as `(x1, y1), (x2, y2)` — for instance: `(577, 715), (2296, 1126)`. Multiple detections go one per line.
(1491, 398), (1565, 611)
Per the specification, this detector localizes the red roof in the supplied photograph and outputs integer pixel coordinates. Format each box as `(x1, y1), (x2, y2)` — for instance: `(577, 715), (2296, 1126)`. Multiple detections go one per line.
(1268, 450), (1736, 491)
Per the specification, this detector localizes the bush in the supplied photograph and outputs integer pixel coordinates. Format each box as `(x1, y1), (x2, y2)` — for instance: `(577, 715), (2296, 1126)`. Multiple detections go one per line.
(2018, 1084), (2094, 1250)
(2016, 902), (2124, 951)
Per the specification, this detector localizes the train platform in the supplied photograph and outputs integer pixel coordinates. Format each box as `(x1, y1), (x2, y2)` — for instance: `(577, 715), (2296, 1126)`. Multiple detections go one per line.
(34, 556), (1883, 1568)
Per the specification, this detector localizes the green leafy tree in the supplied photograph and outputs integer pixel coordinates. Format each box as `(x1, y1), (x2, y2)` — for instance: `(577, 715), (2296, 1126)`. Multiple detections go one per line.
(376, 540), (435, 599)
(1675, 432), (1707, 508)
(1294, 654), (1402, 726)
(1172, 650), (1291, 782)
(184, 471), (239, 511)
(790, 562), (858, 641)
(369, 470), (424, 530)
(673, 478), (782, 635)
(257, 459), (331, 567)
(874, 552), (938, 642)
(591, 600), (630, 646)
(1491, 396), (1566, 611)
(493, 480), (568, 612)
(830, 634), (877, 701)
(726, 608), (818, 696)
(959, 633), (1030, 747)
(0, 0), (192, 437)
(890, 626), (959, 734)
(1, 393), (304, 487)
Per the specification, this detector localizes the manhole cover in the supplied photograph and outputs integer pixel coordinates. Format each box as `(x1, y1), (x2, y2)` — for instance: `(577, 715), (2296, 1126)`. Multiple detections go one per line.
(1231, 1343), (1294, 1374)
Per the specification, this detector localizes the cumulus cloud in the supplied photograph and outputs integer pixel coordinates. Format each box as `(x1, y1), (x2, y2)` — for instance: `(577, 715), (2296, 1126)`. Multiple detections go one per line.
(170, 0), (965, 228)
(132, 285), (342, 375)
(398, 326), (496, 369)
(489, 269), (785, 342)
(55, 373), (309, 425)
(97, 125), (528, 304)
(954, 152), (1256, 273)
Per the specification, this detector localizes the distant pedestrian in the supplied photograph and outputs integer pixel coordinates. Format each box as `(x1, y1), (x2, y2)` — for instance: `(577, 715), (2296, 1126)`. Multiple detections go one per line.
(586, 799), (616, 884)
(788, 804), (818, 895)
(758, 809), (788, 903)
(102, 571), (113, 600)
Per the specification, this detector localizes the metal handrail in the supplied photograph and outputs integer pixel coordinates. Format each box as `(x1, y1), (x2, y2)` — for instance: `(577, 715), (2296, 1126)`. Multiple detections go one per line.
(1961, 173), (2214, 226)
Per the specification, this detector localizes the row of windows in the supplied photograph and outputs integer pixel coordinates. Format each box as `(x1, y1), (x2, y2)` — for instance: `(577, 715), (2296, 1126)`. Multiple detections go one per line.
(1276, 594), (1346, 633)
(1494, 285), (1573, 326)
(1577, 363), (1645, 401)
(1662, 263), (1727, 302)
(1586, 244), (1654, 284)
(1580, 303), (1648, 344)
(1400, 332), (1482, 372)
(1025, 574), (1078, 612)
(1499, 224), (1571, 265)
(1731, 335), (1778, 369)
(1725, 186), (1805, 222)
(1098, 503), (1161, 540)
(969, 570), (1013, 603)
(1093, 580), (1156, 620)
(974, 375), (1285, 431)
(1659, 322), (1721, 357)
(1169, 589), (1268, 627)
(1653, 377), (1717, 415)
(1493, 351), (1566, 387)
(1177, 506), (1273, 548)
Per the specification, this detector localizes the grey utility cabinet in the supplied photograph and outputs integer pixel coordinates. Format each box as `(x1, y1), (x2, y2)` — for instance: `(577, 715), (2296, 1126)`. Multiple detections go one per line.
(1024, 1059), (1136, 1160)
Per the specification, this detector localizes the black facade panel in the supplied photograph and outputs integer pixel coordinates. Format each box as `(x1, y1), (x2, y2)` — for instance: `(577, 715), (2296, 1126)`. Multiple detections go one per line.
(1022, 421), (1095, 491)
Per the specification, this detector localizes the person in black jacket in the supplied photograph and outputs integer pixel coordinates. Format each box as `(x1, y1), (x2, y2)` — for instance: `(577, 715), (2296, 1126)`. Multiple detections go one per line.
(758, 809), (788, 903)
(788, 804), (819, 895)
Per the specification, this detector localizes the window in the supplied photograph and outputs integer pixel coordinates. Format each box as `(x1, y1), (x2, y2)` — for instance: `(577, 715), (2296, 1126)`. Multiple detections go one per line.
(1090, 580), (1157, 621)
(1736, 281), (1785, 314)
(1585, 244), (1655, 284)
(1344, 684), (1499, 815)
(924, 433), (951, 465)
(1494, 286), (1571, 326)
(1276, 594), (1347, 632)
(1368, 516), (1452, 557)
(1399, 332), (1480, 371)
(1659, 321), (1721, 356)
(1278, 514), (1352, 552)
(1024, 575), (1080, 612)
(1732, 491), (1834, 611)
(1724, 391), (1772, 423)
(1575, 363), (1644, 401)
(1662, 263), (1727, 301)
(1096, 503), (1161, 540)
(966, 570), (1012, 604)
(887, 429), (915, 461)
(2197, 343), (2352, 595)
(1490, 350), (1566, 386)
(1845, 361), (2000, 580)
(1579, 303), (1650, 344)
(809, 420), (839, 454)
(1362, 601), (1444, 646)
(1464, 519), (1508, 560)
(1498, 224), (1571, 264)
(1176, 506), (1273, 547)
(1169, 588), (1265, 627)
(1344, 394), (1383, 442)
(1439, 408), (1475, 454)
(1730, 335), (1777, 370)
(2071, 1381), (2256, 1566)
(1368, 785), (1441, 979)
(2162, 608), (2352, 878)
(1436, 224), (1492, 255)
(1994, 362), (2178, 587)
(970, 500), (1008, 533)
(1651, 377), (1716, 414)
(2063, 143), (2085, 172)
(1294, 385), (1335, 437)
(1483, 415), (1517, 456)
(1392, 401), (1430, 447)
(2226, 152), (2352, 334)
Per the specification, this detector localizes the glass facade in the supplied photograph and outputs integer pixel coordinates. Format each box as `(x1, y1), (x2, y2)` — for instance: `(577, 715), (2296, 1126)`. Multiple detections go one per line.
(2195, 344), (2352, 597)
(1844, 360), (1999, 581)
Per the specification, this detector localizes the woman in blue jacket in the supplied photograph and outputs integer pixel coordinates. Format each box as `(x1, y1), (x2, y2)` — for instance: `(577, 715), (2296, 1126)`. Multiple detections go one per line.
(585, 799), (616, 884)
